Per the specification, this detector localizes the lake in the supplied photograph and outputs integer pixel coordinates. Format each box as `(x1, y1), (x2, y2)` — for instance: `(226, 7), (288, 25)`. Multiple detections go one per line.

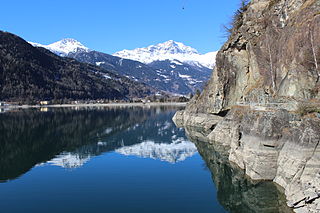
(0, 106), (291, 213)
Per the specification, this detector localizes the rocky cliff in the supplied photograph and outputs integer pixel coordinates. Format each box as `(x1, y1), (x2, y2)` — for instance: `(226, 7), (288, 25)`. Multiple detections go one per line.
(174, 0), (320, 212)
(186, 0), (319, 114)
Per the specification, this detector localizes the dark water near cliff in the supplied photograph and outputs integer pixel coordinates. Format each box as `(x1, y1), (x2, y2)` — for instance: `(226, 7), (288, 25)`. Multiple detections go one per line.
(0, 106), (290, 213)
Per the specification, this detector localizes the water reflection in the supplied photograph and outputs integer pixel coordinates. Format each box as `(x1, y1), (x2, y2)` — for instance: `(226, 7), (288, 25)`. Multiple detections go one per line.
(184, 128), (293, 213)
(0, 106), (194, 181)
(0, 106), (294, 213)
(116, 138), (197, 163)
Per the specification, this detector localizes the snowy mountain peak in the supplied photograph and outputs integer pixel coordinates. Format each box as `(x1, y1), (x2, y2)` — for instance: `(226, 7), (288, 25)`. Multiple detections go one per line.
(29, 38), (90, 56)
(58, 38), (79, 44)
(150, 40), (198, 55)
(113, 40), (217, 69)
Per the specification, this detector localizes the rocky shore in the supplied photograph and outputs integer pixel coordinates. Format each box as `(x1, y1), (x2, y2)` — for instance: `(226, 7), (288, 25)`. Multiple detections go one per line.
(173, 0), (320, 212)
(173, 107), (320, 212)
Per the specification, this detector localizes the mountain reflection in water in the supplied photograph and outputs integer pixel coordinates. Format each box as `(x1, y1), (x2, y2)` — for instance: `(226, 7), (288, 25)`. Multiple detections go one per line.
(0, 106), (195, 181)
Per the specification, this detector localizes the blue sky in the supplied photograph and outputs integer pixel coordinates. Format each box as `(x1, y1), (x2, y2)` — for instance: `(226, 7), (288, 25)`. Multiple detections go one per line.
(1, 0), (240, 54)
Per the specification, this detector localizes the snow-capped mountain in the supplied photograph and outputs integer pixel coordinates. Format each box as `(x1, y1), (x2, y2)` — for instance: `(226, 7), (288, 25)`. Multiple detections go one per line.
(29, 38), (90, 56)
(113, 40), (217, 69)
(29, 38), (215, 95)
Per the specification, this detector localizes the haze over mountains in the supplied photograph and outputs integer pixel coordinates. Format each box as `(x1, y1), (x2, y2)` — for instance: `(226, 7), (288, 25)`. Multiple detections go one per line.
(30, 38), (217, 95)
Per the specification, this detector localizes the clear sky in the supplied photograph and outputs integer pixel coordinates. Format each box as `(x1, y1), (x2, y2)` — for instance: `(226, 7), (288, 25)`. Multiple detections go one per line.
(1, 0), (241, 54)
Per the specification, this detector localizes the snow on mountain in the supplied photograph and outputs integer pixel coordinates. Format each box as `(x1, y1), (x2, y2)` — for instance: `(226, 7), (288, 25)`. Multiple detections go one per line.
(113, 40), (217, 69)
(29, 38), (90, 56)
(115, 137), (197, 163)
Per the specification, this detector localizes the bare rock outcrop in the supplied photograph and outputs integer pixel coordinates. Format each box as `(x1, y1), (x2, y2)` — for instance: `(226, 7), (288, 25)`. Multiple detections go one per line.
(185, 0), (319, 115)
(173, 0), (320, 212)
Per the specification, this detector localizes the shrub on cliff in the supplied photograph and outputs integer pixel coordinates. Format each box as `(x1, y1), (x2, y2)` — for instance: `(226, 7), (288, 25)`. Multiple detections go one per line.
(222, 0), (250, 37)
(297, 102), (320, 116)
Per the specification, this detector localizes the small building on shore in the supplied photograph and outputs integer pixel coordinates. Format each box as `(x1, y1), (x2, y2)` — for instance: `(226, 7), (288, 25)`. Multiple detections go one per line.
(40, 101), (50, 105)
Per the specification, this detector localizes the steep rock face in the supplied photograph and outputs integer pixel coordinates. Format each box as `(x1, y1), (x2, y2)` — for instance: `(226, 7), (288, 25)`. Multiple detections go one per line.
(212, 108), (320, 212)
(174, 0), (320, 211)
(186, 0), (320, 114)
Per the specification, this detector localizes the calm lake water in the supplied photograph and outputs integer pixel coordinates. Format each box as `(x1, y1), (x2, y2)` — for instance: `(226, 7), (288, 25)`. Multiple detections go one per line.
(0, 106), (291, 213)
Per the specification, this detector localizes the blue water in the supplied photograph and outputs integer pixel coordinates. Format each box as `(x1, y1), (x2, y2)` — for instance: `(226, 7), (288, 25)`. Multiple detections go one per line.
(0, 106), (227, 213)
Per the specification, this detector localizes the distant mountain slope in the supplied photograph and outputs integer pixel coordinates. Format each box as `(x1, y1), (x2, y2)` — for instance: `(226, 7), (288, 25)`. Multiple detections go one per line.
(0, 31), (154, 102)
(148, 59), (212, 94)
(113, 40), (217, 69)
(69, 51), (211, 94)
(68, 51), (169, 92)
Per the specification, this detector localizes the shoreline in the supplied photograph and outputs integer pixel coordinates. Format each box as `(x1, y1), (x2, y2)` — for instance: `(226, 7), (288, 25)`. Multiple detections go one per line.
(0, 102), (187, 110)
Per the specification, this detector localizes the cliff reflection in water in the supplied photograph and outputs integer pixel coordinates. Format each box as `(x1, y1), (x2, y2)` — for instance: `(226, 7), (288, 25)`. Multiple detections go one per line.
(0, 106), (193, 182)
(184, 127), (293, 213)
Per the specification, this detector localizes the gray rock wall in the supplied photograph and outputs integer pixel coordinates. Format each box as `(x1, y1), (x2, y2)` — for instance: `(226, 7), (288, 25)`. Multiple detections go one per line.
(173, 108), (320, 212)
(185, 0), (320, 115)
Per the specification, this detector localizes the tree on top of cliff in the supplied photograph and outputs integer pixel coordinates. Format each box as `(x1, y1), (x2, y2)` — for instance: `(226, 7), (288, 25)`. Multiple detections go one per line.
(222, 0), (250, 38)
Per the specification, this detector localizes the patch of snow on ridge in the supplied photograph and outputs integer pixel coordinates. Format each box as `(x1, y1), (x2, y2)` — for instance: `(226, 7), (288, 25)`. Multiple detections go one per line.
(96, 61), (105, 66)
(115, 138), (197, 163)
(178, 73), (198, 85)
(171, 60), (183, 65)
(178, 74), (191, 79)
(103, 74), (112, 80)
(113, 40), (217, 69)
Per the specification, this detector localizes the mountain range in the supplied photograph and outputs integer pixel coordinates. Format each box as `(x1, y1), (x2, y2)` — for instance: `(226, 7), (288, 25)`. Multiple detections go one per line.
(0, 31), (153, 103)
(30, 39), (217, 95)
(114, 40), (217, 69)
